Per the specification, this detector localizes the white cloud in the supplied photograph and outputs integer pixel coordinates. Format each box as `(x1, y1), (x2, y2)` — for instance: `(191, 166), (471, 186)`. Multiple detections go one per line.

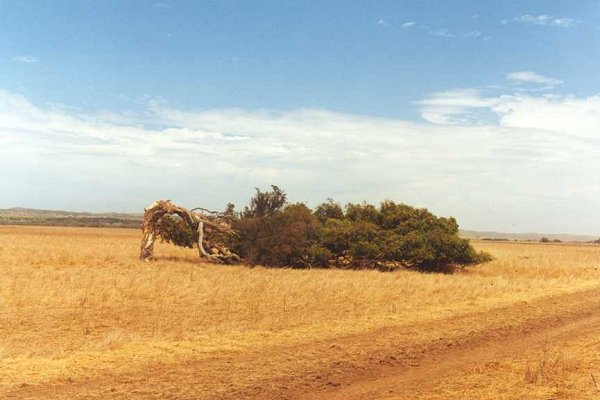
(431, 28), (455, 38)
(512, 14), (580, 28)
(377, 19), (390, 27)
(401, 21), (416, 28)
(1, 89), (600, 234)
(428, 28), (485, 39)
(493, 94), (600, 138)
(507, 71), (562, 86)
(462, 30), (482, 38)
(416, 89), (499, 124)
(13, 55), (38, 64)
(418, 87), (600, 140)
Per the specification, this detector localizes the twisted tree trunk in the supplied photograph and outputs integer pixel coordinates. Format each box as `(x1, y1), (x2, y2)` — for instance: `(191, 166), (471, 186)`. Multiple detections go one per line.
(139, 200), (238, 263)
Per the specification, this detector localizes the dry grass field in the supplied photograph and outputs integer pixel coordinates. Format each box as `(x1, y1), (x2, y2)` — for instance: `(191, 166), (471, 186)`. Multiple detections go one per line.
(1, 225), (600, 399)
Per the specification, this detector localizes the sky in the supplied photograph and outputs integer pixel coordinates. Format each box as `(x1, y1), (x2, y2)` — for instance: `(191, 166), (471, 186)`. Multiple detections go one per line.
(1, 0), (600, 234)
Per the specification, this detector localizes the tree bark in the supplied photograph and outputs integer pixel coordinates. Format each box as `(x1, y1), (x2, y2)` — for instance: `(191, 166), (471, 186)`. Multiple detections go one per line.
(139, 200), (237, 263)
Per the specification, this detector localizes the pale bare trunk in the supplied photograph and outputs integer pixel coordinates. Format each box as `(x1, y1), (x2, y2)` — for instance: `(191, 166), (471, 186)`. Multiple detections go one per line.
(139, 200), (238, 263)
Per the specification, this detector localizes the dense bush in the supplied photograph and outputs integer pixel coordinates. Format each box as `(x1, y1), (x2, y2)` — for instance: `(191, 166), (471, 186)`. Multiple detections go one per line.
(316, 200), (491, 272)
(156, 215), (196, 248)
(228, 186), (491, 272)
(156, 185), (492, 273)
(233, 202), (329, 268)
(242, 185), (287, 218)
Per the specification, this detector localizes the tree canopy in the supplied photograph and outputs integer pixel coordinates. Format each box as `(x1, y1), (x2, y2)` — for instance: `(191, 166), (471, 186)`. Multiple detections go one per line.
(155, 186), (492, 273)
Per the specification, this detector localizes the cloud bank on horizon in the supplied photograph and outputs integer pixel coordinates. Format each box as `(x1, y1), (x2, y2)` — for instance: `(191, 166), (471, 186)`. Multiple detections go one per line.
(1, 1), (599, 234)
(2, 71), (600, 234)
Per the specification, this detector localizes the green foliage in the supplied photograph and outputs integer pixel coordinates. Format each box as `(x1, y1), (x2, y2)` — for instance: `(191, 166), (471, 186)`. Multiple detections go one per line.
(233, 202), (328, 268)
(156, 215), (196, 248)
(242, 185), (287, 218)
(539, 237), (562, 243)
(345, 202), (381, 225)
(317, 200), (491, 272)
(157, 185), (492, 273)
(314, 198), (344, 223)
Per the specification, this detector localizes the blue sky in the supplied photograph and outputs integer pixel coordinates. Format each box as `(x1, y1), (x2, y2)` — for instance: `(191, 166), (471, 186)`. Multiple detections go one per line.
(1, 1), (600, 234)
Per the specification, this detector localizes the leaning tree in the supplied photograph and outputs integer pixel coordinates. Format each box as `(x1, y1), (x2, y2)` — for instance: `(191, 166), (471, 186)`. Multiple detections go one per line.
(139, 200), (239, 263)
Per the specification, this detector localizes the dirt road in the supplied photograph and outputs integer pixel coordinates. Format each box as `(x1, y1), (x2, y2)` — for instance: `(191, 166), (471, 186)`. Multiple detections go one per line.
(314, 301), (600, 399)
(6, 287), (600, 399)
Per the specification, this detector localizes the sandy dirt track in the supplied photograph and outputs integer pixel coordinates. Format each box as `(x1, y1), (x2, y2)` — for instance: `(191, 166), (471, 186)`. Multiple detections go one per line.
(6, 286), (600, 399)
(315, 298), (600, 399)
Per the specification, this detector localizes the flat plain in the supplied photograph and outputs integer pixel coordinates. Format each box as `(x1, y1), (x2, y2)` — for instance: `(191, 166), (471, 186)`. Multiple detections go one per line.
(1, 225), (600, 399)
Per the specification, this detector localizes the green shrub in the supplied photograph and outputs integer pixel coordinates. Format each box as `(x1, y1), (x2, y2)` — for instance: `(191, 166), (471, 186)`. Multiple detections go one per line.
(314, 198), (344, 223)
(156, 215), (196, 248)
(242, 185), (287, 218)
(233, 202), (325, 268)
(316, 200), (491, 272)
(157, 186), (492, 273)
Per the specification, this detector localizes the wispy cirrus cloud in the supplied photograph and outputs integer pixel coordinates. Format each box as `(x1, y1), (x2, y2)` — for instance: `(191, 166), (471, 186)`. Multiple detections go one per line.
(389, 21), (485, 40)
(428, 27), (486, 40)
(152, 2), (172, 9)
(377, 19), (391, 28)
(462, 30), (482, 38)
(501, 14), (580, 28)
(507, 71), (563, 86)
(416, 89), (499, 124)
(431, 28), (456, 38)
(13, 55), (38, 64)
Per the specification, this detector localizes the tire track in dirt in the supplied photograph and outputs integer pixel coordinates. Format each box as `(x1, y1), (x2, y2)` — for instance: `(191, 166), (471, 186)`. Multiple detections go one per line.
(234, 287), (600, 400)
(313, 310), (600, 399)
(6, 287), (600, 399)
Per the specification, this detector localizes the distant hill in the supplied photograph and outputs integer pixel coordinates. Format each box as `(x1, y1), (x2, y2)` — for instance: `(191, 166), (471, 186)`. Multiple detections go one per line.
(0, 207), (142, 229)
(1, 207), (597, 241)
(460, 229), (598, 243)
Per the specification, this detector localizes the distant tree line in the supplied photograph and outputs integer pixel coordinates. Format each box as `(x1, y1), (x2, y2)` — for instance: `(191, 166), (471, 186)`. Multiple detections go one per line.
(539, 237), (562, 243)
(0, 216), (141, 229)
(157, 186), (492, 273)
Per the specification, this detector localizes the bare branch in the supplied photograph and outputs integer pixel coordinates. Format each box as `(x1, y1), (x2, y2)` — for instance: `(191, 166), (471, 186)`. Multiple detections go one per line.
(140, 199), (238, 263)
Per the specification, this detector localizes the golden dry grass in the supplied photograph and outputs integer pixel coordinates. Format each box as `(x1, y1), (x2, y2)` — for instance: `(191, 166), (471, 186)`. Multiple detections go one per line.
(1, 225), (600, 399)
(415, 324), (600, 400)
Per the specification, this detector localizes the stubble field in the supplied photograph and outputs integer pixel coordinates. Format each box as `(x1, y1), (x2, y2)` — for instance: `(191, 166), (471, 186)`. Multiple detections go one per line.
(1, 225), (600, 399)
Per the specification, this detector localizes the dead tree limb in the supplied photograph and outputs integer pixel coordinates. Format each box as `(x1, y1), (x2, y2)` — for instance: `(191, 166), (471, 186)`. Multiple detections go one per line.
(139, 200), (238, 263)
